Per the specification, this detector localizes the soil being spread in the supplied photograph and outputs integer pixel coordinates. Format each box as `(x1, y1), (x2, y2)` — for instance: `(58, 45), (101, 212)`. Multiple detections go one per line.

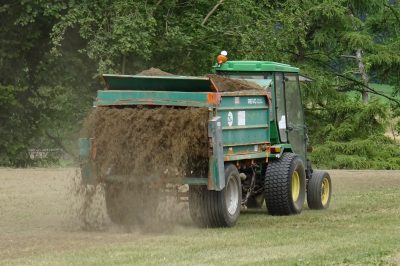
(85, 107), (209, 181)
(80, 106), (208, 230)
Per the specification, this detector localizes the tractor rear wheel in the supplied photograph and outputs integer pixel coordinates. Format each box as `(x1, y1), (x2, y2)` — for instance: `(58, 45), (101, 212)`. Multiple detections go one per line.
(105, 183), (159, 225)
(264, 153), (306, 215)
(189, 164), (241, 227)
(307, 171), (332, 209)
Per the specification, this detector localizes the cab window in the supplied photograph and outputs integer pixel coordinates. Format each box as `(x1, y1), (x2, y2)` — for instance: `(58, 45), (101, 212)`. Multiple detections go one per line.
(275, 73), (287, 143)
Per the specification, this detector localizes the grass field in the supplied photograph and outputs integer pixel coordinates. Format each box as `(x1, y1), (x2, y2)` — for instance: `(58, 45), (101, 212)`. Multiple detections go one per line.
(0, 168), (400, 265)
(347, 83), (399, 103)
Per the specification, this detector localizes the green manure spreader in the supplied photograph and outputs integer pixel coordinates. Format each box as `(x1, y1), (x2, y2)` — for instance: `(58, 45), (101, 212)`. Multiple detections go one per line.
(79, 60), (332, 228)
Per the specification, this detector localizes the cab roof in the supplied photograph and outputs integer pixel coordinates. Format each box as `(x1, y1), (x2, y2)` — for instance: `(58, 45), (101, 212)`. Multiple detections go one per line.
(215, 61), (299, 73)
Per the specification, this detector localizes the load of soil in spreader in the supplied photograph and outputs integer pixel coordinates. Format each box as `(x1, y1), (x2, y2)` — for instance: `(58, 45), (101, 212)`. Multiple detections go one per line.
(207, 74), (263, 92)
(137, 67), (264, 92)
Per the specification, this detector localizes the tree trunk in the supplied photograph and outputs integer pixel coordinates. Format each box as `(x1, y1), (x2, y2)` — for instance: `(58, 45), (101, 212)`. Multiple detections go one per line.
(356, 49), (369, 103)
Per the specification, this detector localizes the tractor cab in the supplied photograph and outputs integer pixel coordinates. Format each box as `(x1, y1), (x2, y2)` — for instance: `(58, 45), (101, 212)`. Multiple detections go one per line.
(215, 60), (308, 169)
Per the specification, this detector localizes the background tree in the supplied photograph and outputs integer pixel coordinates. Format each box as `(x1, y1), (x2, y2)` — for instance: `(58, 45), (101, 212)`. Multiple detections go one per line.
(0, 0), (399, 168)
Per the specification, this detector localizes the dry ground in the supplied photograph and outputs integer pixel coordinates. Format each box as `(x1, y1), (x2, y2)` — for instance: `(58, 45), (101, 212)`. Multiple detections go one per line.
(0, 168), (400, 265)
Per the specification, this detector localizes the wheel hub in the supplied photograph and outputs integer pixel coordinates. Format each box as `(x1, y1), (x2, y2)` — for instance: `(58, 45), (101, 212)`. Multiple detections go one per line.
(321, 177), (330, 205)
(291, 171), (300, 202)
(225, 176), (239, 216)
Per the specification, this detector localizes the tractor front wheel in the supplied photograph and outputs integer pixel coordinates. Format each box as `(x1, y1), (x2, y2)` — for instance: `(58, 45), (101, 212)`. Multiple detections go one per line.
(307, 171), (332, 209)
(189, 164), (241, 227)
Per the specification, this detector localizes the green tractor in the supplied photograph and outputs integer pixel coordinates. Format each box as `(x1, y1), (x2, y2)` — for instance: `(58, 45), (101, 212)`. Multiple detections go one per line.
(79, 57), (332, 228)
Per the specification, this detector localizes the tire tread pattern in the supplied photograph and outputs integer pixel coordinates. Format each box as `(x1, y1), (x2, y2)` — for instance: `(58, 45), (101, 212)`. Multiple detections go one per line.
(307, 171), (332, 210)
(264, 153), (305, 215)
(189, 164), (241, 228)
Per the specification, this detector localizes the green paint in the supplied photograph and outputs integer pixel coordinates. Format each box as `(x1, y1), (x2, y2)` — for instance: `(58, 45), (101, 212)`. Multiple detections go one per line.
(96, 90), (215, 108)
(208, 116), (225, 191)
(217, 93), (270, 163)
(269, 122), (280, 144)
(79, 138), (91, 158)
(78, 138), (97, 185)
(215, 61), (299, 73)
(225, 152), (269, 161)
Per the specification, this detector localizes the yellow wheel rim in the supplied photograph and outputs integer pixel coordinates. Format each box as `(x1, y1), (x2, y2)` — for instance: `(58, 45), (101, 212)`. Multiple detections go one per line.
(321, 177), (330, 206)
(292, 171), (300, 202)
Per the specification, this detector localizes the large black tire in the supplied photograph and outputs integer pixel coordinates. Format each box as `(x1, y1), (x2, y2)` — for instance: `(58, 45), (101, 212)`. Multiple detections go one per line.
(307, 171), (332, 209)
(105, 183), (159, 225)
(189, 164), (241, 228)
(264, 153), (306, 215)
